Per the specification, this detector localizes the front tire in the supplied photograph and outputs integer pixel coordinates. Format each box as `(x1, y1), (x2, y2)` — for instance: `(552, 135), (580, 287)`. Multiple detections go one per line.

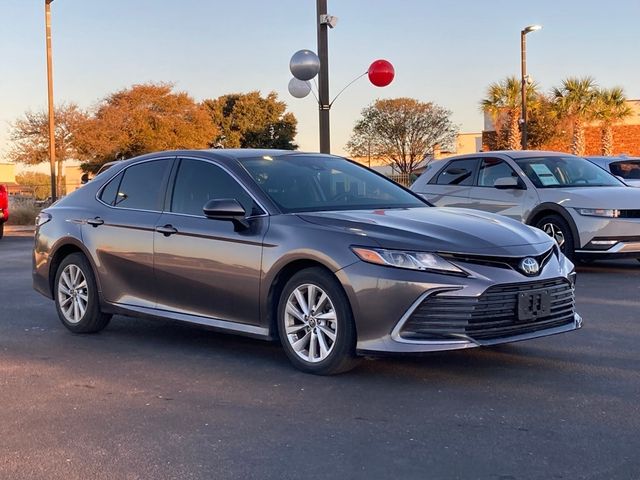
(277, 268), (359, 375)
(0, 222), (4, 239)
(54, 253), (111, 333)
(535, 214), (575, 261)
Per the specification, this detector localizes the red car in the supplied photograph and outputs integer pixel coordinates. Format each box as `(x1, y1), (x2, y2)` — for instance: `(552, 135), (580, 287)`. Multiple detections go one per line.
(0, 184), (8, 239)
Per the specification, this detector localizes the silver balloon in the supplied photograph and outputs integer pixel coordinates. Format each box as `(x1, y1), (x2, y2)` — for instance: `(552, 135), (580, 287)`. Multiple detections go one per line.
(288, 78), (311, 99)
(289, 49), (320, 81)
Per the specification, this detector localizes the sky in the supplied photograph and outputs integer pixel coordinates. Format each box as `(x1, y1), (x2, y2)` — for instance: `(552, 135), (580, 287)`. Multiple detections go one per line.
(1, 0), (640, 166)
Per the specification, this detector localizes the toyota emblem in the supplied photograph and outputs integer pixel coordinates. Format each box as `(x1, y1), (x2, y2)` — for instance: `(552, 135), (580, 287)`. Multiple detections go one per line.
(519, 257), (540, 275)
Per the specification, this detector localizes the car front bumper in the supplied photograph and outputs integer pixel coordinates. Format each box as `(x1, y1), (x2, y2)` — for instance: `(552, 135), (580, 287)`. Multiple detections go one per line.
(568, 211), (640, 258)
(336, 253), (580, 354)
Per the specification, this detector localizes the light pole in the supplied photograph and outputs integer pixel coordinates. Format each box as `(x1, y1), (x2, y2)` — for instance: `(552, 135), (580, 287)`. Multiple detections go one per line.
(316, 0), (331, 153)
(45, 0), (57, 201)
(520, 24), (542, 150)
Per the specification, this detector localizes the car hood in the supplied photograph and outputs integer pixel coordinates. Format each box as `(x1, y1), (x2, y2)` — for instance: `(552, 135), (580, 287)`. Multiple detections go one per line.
(298, 207), (553, 256)
(538, 186), (640, 208)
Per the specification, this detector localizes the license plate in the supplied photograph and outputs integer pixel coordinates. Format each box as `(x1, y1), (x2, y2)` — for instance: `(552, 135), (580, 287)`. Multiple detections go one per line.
(517, 289), (551, 321)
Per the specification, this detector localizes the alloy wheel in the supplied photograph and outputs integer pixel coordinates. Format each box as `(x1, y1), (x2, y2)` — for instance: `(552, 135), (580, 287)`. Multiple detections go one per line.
(284, 283), (338, 363)
(542, 222), (566, 249)
(57, 264), (89, 324)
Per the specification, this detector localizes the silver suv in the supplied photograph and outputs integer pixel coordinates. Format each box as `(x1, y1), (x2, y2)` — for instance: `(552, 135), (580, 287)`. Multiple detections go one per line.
(411, 151), (640, 262)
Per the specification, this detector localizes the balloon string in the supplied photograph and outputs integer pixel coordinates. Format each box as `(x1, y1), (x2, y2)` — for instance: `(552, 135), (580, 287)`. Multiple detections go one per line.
(309, 79), (319, 103)
(329, 71), (367, 108)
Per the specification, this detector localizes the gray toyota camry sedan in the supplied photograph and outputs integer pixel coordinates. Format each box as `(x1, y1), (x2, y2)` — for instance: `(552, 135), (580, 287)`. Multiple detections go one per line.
(33, 149), (580, 374)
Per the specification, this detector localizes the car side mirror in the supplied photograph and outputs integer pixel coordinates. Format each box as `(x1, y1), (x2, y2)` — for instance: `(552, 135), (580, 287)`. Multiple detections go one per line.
(203, 198), (249, 230)
(494, 176), (524, 190)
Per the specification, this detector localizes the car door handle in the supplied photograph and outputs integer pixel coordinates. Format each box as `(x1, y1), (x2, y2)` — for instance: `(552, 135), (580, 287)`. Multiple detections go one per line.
(156, 224), (178, 236)
(86, 217), (104, 227)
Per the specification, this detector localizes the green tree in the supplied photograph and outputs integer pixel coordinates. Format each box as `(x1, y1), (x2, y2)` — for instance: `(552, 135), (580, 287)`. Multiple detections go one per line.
(526, 94), (563, 149)
(347, 98), (458, 174)
(203, 91), (297, 149)
(592, 87), (632, 156)
(76, 83), (217, 172)
(15, 171), (52, 200)
(480, 76), (538, 150)
(9, 103), (87, 195)
(552, 77), (598, 155)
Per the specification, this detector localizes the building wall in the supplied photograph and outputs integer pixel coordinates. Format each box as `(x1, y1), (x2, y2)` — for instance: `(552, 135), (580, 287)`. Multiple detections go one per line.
(0, 163), (16, 184)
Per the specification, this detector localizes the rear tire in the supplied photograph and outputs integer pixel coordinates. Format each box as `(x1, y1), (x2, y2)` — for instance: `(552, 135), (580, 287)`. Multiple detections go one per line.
(277, 268), (360, 375)
(0, 222), (4, 239)
(535, 214), (575, 261)
(54, 253), (111, 333)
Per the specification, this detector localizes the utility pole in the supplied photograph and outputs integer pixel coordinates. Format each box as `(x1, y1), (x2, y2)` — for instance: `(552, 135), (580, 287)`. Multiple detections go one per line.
(45, 0), (57, 201)
(316, 0), (330, 153)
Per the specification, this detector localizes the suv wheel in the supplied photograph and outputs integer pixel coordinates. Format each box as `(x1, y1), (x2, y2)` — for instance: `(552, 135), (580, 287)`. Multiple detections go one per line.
(277, 268), (359, 375)
(54, 253), (111, 333)
(535, 214), (575, 261)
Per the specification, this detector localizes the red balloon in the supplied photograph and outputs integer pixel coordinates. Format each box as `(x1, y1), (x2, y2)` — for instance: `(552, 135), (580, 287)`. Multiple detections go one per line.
(368, 59), (395, 87)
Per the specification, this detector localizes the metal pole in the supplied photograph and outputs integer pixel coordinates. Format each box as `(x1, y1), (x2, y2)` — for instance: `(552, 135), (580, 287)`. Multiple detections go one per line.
(45, 0), (57, 201)
(520, 30), (528, 150)
(316, 0), (330, 153)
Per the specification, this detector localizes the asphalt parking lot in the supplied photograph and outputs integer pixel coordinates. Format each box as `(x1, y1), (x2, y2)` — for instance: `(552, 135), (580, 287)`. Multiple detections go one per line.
(1, 232), (639, 480)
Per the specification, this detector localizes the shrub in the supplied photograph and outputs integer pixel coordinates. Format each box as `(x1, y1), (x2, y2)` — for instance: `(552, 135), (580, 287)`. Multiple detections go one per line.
(7, 197), (42, 226)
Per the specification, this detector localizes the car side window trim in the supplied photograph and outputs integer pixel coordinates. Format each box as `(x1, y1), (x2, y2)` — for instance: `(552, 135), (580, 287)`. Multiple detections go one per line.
(166, 156), (268, 219)
(95, 156), (176, 213)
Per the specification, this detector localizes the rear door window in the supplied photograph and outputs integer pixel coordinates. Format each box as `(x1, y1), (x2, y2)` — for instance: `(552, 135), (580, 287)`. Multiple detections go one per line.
(99, 172), (123, 206)
(432, 159), (478, 186)
(477, 159), (520, 187)
(114, 159), (172, 211)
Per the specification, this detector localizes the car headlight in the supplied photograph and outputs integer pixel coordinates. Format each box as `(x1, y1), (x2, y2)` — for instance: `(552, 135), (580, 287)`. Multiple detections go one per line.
(575, 208), (620, 218)
(351, 247), (465, 275)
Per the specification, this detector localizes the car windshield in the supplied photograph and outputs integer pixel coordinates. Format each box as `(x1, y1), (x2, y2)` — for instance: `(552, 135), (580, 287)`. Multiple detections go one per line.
(609, 160), (640, 180)
(515, 156), (622, 188)
(238, 154), (427, 213)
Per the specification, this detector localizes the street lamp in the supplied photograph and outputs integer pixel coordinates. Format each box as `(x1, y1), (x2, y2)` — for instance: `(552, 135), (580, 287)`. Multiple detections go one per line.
(45, 0), (57, 201)
(520, 24), (542, 150)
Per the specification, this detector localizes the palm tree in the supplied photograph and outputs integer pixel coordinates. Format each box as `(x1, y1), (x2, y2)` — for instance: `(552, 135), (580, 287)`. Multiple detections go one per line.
(552, 77), (597, 155)
(592, 87), (632, 156)
(480, 76), (537, 150)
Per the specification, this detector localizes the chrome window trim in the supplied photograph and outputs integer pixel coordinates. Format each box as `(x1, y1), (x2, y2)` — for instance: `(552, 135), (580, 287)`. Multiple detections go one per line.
(95, 156), (176, 213)
(170, 155), (270, 217)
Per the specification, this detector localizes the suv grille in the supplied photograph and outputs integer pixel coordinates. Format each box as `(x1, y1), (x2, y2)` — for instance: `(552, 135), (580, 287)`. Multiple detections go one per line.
(400, 278), (575, 342)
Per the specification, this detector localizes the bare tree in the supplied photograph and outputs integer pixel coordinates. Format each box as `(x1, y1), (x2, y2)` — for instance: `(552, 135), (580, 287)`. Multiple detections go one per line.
(347, 98), (458, 174)
(9, 103), (87, 195)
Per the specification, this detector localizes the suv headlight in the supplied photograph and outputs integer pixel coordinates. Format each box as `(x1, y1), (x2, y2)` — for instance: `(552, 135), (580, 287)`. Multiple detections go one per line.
(351, 247), (465, 275)
(575, 208), (619, 218)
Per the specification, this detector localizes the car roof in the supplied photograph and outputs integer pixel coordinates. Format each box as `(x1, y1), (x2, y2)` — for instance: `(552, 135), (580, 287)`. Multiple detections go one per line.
(98, 149), (337, 169)
(436, 150), (578, 161)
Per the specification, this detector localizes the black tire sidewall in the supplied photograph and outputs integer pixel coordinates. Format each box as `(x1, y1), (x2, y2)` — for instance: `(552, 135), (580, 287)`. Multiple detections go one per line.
(277, 268), (357, 375)
(54, 252), (108, 333)
(536, 214), (575, 260)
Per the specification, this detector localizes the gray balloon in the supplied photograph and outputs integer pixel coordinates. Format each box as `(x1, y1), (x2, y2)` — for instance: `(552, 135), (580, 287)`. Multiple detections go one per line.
(288, 78), (311, 99)
(289, 49), (320, 81)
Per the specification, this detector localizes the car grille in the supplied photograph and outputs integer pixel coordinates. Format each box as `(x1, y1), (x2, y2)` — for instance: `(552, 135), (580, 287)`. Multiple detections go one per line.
(400, 278), (575, 342)
(440, 247), (555, 273)
(618, 210), (640, 219)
